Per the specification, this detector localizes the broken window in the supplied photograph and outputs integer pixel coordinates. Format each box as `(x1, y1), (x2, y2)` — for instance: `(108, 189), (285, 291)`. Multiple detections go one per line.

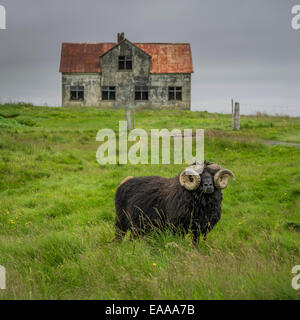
(70, 86), (84, 101)
(118, 56), (132, 70)
(102, 86), (116, 100)
(135, 86), (149, 101)
(168, 87), (182, 101)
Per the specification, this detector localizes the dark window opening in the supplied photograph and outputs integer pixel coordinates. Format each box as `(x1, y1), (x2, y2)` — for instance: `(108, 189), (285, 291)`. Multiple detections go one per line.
(70, 86), (84, 101)
(135, 86), (149, 101)
(168, 86), (182, 101)
(102, 86), (116, 100)
(119, 56), (132, 70)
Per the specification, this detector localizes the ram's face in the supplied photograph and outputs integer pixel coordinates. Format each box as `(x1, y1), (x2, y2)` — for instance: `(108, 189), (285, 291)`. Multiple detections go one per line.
(200, 169), (215, 194)
(179, 162), (236, 192)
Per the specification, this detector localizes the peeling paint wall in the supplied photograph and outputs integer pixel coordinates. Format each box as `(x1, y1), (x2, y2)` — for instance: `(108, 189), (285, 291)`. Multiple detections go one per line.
(62, 73), (101, 107)
(62, 40), (191, 109)
(149, 73), (191, 109)
(100, 40), (151, 107)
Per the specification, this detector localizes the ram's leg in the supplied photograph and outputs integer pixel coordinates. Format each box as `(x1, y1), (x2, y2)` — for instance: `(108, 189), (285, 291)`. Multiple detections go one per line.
(191, 223), (201, 246)
(113, 214), (128, 242)
(129, 232), (136, 241)
(170, 224), (185, 239)
(179, 227), (188, 240)
(129, 227), (143, 241)
(201, 222), (212, 241)
(113, 228), (126, 242)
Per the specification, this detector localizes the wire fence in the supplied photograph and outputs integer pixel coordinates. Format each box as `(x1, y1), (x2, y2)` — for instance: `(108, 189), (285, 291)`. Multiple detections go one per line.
(230, 101), (300, 117)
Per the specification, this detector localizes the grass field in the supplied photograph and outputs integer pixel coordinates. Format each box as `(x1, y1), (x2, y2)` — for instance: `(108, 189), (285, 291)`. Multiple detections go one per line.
(0, 103), (299, 300)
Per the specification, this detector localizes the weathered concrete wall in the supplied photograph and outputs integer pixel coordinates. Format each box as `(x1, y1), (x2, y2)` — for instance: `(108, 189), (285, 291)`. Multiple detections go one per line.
(148, 73), (191, 109)
(100, 40), (151, 107)
(62, 73), (101, 107)
(62, 40), (191, 109)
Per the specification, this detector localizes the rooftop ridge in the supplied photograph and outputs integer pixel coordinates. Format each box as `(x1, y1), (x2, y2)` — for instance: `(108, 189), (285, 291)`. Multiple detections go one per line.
(61, 42), (191, 45)
(60, 42), (193, 74)
(62, 42), (116, 44)
(135, 42), (191, 45)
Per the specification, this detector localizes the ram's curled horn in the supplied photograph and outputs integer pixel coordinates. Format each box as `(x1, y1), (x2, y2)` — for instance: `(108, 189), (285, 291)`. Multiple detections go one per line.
(179, 164), (202, 191)
(213, 168), (236, 189)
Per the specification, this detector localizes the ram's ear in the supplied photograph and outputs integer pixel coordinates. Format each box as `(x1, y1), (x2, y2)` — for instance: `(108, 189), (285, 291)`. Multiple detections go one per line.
(207, 163), (222, 171)
(193, 161), (204, 174)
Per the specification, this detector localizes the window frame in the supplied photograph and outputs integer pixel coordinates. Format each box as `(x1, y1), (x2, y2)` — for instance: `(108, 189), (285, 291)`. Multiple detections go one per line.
(102, 86), (116, 101)
(70, 85), (84, 101)
(168, 86), (182, 101)
(118, 56), (133, 71)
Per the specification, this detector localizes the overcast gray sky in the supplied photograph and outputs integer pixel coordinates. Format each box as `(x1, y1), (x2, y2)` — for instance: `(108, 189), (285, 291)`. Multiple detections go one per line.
(0, 0), (299, 115)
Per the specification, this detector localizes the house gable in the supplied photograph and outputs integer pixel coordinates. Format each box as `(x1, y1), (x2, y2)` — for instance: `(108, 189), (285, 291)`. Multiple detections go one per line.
(100, 39), (151, 79)
(100, 38), (151, 59)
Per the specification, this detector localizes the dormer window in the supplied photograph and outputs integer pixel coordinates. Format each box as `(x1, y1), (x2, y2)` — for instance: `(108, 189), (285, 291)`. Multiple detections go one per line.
(118, 56), (132, 70)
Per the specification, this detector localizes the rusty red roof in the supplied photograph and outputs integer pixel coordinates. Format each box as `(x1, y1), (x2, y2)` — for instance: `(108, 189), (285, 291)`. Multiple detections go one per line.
(136, 43), (193, 74)
(59, 42), (193, 74)
(59, 43), (115, 73)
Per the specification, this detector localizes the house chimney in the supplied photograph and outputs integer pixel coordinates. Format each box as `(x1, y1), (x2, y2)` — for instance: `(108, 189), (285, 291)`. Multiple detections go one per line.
(117, 32), (125, 42)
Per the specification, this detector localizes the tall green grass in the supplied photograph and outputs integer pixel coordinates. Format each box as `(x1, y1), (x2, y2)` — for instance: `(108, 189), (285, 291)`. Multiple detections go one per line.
(0, 104), (299, 299)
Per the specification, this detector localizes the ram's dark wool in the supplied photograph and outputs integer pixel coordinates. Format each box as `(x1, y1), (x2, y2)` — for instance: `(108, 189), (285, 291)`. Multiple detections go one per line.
(114, 161), (235, 244)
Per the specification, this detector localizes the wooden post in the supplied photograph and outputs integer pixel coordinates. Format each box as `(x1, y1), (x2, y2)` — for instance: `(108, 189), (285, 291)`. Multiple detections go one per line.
(231, 99), (234, 129)
(125, 107), (131, 131)
(132, 108), (135, 129)
(233, 102), (240, 130)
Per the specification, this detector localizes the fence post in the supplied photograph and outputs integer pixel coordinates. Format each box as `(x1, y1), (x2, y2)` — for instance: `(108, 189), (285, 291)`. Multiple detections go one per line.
(231, 99), (234, 129)
(132, 108), (135, 130)
(232, 102), (240, 130)
(125, 107), (131, 131)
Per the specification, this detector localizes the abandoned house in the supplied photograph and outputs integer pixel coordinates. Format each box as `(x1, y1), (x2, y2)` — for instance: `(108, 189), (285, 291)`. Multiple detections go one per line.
(59, 33), (193, 109)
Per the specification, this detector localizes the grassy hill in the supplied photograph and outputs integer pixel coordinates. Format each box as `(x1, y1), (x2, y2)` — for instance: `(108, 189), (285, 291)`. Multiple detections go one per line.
(0, 103), (299, 299)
